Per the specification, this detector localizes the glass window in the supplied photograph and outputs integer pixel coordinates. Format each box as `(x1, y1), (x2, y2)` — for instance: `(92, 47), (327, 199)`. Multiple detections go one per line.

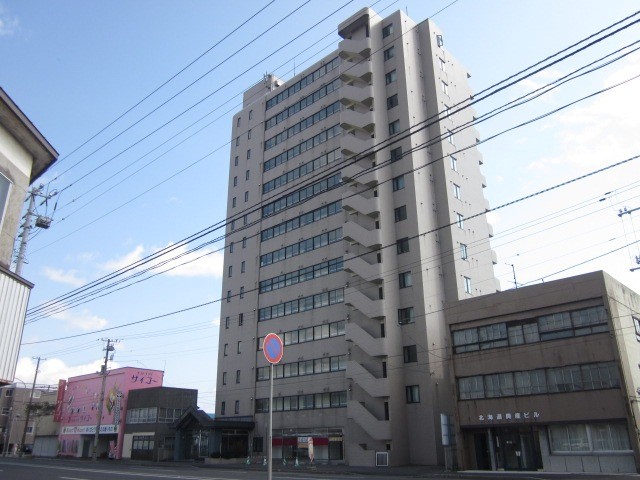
(484, 372), (515, 398)
(460, 243), (468, 260)
(405, 385), (420, 403)
(389, 120), (400, 135)
(458, 376), (484, 399)
(0, 173), (11, 228)
(384, 46), (395, 61)
(394, 205), (407, 222)
(392, 175), (404, 191)
(514, 369), (547, 395)
(385, 70), (397, 85)
(398, 307), (414, 324)
(547, 365), (582, 393)
(399, 271), (412, 288)
(390, 146), (403, 162)
(441, 81), (448, 95)
(382, 24), (393, 38)
(549, 424), (590, 452)
(464, 276), (472, 294)
(403, 345), (417, 363)
(453, 183), (461, 199)
(387, 94), (398, 109)
(397, 237), (410, 254)
(456, 213), (464, 229)
(450, 155), (457, 171)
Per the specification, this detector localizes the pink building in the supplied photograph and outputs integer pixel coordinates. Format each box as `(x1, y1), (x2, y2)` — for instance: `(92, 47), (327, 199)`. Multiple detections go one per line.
(56, 367), (163, 459)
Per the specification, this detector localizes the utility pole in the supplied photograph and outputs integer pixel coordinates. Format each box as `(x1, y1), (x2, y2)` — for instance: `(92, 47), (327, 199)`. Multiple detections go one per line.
(506, 263), (518, 289)
(19, 356), (43, 454)
(14, 185), (57, 276)
(618, 206), (640, 272)
(92, 339), (116, 461)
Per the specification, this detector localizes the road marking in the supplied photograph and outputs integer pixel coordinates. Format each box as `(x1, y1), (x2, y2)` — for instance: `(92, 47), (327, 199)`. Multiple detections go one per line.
(60, 477), (90, 480)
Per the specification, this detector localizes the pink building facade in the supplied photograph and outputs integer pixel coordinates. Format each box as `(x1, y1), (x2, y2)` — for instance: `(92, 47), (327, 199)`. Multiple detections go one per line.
(56, 367), (163, 459)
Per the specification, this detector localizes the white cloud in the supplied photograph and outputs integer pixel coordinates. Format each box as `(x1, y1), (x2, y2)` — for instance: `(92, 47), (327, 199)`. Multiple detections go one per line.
(0, 6), (18, 36)
(158, 243), (223, 278)
(42, 267), (86, 287)
(15, 357), (120, 386)
(52, 308), (108, 331)
(527, 53), (640, 173)
(211, 316), (220, 327)
(100, 245), (145, 271)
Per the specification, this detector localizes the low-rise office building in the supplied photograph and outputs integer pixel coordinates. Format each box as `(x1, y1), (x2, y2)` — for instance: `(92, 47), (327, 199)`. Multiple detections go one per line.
(447, 271), (640, 473)
(121, 386), (197, 461)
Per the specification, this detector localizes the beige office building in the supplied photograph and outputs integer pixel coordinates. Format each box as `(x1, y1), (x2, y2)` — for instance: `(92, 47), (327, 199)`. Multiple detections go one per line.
(216, 8), (497, 466)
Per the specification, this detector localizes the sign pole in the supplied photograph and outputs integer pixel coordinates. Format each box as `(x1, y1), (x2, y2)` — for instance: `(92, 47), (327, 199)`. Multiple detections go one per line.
(268, 362), (273, 480)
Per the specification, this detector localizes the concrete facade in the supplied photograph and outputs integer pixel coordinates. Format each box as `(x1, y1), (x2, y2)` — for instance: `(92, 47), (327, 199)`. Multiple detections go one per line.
(0, 87), (58, 386)
(0, 384), (58, 455)
(447, 271), (640, 473)
(216, 8), (497, 466)
(121, 386), (197, 461)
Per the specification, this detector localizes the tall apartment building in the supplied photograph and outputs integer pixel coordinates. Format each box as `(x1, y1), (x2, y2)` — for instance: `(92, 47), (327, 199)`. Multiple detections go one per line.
(216, 8), (498, 466)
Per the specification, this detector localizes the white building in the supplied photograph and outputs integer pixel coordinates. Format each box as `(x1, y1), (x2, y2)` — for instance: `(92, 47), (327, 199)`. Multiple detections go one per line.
(216, 8), (497, 466)
(0, 88), (58, 386)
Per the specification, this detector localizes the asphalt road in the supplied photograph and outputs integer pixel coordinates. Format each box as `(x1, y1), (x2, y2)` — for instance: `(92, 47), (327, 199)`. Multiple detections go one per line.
(1, 457), (639, 480)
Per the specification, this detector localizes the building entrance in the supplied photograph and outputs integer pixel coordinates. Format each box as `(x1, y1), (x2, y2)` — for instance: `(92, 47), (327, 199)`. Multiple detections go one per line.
(473, 426), (542, 471)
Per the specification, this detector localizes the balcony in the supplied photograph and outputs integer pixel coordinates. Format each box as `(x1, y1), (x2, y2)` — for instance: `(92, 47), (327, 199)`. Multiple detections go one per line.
(345, 287), (384, 319)
(342, 192), (379, 217)
(347, 400), (391, 440)
(345, 322), (387, 357)
(340, 109), (375, 134)
(342, 161), (378, 187)
(343, 254), (383, 283)
(340, 60), (372, 84)
(341, 133), (375, 158)
(347, 361), (389, 398)
(343, 221), (381, 248)
(339, 37), (372, 61)
(340, 84), (374, 109)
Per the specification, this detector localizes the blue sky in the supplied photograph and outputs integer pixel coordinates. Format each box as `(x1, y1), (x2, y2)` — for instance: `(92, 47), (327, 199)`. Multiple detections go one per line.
(2, 0), (639, 411)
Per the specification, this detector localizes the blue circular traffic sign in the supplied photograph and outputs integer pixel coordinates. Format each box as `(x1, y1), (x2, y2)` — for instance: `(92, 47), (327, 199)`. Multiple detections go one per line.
(263, 333), (284, 364)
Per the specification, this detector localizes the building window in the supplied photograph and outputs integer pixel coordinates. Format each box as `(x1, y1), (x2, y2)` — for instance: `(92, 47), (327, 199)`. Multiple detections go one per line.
(390, 146), (402, 162)
(236, 117), (241, 127)
(464, 276), (472, 294)
(247, 149), (251, 160)
(236, 370), (241, 384)
(222, 372), (227, 385)
(236, 137), (240, 146)
(403, 345), (418, 363)
(1, 407), (9, 415)
(224, 344), (228, 356)
(389, 120), (400, 135)
(132, 435), (155, 452)
(460, 243), (468, 260)
(394, 205), (407, 222)
(226, 290), (231, 302)
(225, 316), (229, 329)
(383, 46), (395, 61)
(634, 316), (640, 342)
(382, 23), (393, 38)
(242, 237), (247, 248)
(444, 104), (451, 117)
(245, 170), (250, 181)
(247, 129), (251, 140)
(405, 385), (420, 403)
(438, 57), (446, 72)
(241, 261), (245, 273)
(397, 237), (410, 254)
(441, 81), (448, 95)
(237, 341), (242, 353)
(234, 156), (238, 166)
(398, 307), (415, 324)
(4, 389), (13, 397)
(253, 437), (263, 453)
(448, 130), (455, 145)
(385, 70), (397, 85)
(232, 197), (236, 208)
(399, 271), (412, 288)
(450, 155), (457, 171)
(456, 213), (464, 229)
(220, 401), (226, 415)
(244, 191), (249, 203)
(229, 241), (234, 253)
(387, 94), (399, 110)
(453, 183), (461, 199)
(458, 376), (484, 399)
(249, 109), (253, 120)
(239, 286), (245, 299)
(436, 34), (444, 47)
(392, 175), (405, 191)
(233, 176), (238, 187)
(234, 400), (240, 414)
(0, 173), (12, 227)
(228, 266), (233, 278)
(550, 423), (630, 453)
